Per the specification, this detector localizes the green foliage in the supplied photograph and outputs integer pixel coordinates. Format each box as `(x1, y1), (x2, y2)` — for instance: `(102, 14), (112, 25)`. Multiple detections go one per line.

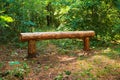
(100, 45), (120, 59)
(0, 0), (120, 44)
(73, 68), (97, 80)
(80, 68), (93, 77)
(62, 0), (119, 41)
(0, 61), (30, 80)
(97, 64), (120, 77)
(8, 62), (30, 79)
(113, 0), (120, 9)
(44, 65), (50, 70)
(54, 73), (63, 80)
(54, 70), (71, 80)
(64, 70), (71, 75)
(0, 62), (4, 70)
(0, 15), (14, 28)
(52, 0), (120, 41)
(0, 77), (2, 80)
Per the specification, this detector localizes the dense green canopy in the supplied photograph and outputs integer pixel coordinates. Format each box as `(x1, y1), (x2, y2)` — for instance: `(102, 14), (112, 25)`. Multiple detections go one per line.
(0, 0), (120, 42)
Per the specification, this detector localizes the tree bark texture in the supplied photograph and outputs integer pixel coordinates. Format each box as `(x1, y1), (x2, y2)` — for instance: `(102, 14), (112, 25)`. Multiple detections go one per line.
(20, 31), (95, 41)
(83, 37), (90, 51)
(46, 2), (54, 26)
(28, 40), (36, 58)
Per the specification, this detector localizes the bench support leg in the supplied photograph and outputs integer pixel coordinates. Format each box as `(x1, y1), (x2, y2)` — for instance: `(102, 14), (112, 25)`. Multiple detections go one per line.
(28, 40), (36, 58)
(83, 37), (90, 51)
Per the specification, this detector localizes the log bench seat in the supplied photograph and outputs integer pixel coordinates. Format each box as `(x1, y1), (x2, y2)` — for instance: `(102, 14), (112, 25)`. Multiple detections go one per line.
(20, 31), (95, 58)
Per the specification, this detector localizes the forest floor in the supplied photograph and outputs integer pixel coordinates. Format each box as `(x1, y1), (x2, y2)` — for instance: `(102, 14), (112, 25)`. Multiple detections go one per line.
(0, 43), (120, 80)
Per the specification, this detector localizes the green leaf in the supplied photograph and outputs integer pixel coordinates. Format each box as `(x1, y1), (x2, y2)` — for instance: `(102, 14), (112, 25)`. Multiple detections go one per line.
(9, 61), (20, 66)
(0, 11), (5, 13)
(64, 70), (71, 75)
(23, 21), (36, 26)
(7, 0), (14, 3)
(0, 15), (14, 22)
(0, 77), (2, 80)
(114, 0), (120, 8)
(54, 73), (63, 80)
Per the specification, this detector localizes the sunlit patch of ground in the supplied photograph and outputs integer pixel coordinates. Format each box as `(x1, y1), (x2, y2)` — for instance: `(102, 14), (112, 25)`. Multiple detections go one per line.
(0, 44), (120, 80)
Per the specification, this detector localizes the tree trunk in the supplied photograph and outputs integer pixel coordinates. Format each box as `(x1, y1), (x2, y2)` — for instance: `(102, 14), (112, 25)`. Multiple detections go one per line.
(46, 2), (53, 26)
(20, 31), (95, 41)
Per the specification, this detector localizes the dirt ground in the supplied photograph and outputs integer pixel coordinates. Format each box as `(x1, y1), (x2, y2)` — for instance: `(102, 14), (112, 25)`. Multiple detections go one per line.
(0, 44), (120, 80)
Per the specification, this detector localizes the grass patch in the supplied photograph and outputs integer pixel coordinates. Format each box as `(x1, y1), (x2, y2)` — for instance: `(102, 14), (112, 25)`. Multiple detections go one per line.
(100, 45), (120, 59)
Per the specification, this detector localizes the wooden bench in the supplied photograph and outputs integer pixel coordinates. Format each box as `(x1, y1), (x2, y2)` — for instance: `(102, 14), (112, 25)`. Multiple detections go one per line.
(20, 31), (95, 58)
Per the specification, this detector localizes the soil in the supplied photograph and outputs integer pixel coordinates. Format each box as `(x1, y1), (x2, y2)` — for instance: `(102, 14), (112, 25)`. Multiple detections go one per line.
(0, 44), (120, 80)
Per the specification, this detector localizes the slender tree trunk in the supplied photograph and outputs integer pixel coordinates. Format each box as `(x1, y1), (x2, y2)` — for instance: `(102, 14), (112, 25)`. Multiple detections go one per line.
(46, 2), (53, 26)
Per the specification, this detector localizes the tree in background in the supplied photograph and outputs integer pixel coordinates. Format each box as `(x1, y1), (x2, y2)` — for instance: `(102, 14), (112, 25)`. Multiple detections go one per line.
(0, 0), (120, 43)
